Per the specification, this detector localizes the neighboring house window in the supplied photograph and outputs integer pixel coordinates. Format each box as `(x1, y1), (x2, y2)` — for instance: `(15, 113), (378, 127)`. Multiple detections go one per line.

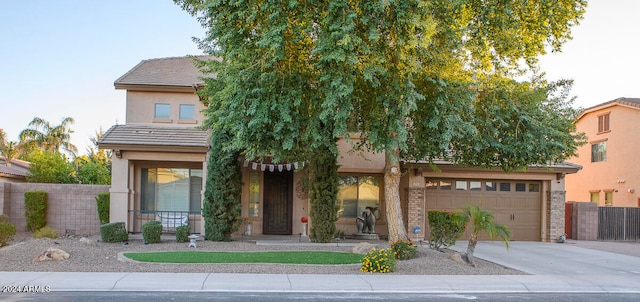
(179, 104), (195, 120)
(604, 190), (613, 206)
(154, 103), (170, 119)
(597, 113), (610, 133)
(248, 171), (260, 217)
(140, 168), (202, 213)
(591, 141), (607, 162)
(590, 191), (599, 203)
(337, 175), (380, 218)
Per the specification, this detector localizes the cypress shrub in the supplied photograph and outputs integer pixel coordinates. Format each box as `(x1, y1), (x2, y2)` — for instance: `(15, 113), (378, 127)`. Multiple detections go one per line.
(95, 192), (110, 224)
(175, 225), (190, 243)
(24, 190), (47, 232)
(100, 222), (128, 243)
(142, 220), (162, 244)
(308, 145), (339, 243)
(202, 131), (243, 241)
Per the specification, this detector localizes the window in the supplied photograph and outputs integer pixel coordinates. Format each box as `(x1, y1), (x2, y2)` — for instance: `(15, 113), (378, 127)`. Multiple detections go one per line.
(154, 103), (170, 119)
(529, 183), (540, 192)
(598, 113), (610, 133)
(179, 104), (195, 120)
(337, 175), (380, 218)
(455, 181), (467, 190)
(605, 191), (613, 206)
(439, 180), (452, 190)
(591, 141), (607, 162)
(248, 172), (260, 217)
(141, 168), (202, 213)
(425, 178), (438, 190)
(500, 182), (511, 192)
(485, 181), (496, 191)
(590, 192), (599, 203)
(469, 181), (482, 191)
(515, 183), (526, 192)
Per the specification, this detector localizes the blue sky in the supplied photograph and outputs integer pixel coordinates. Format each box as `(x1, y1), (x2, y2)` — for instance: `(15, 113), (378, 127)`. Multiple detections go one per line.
(1, 0), (639, 154)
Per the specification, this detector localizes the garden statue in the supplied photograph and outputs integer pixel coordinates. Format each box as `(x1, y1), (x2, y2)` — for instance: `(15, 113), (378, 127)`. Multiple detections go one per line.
(356, 206), (379, 234)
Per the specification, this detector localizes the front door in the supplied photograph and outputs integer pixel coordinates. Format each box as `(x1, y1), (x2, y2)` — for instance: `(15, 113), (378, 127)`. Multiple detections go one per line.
(263, 171), (293, 234)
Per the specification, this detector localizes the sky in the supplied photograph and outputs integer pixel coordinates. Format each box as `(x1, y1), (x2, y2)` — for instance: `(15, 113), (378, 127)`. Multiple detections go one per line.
(1, 0), (639, 155)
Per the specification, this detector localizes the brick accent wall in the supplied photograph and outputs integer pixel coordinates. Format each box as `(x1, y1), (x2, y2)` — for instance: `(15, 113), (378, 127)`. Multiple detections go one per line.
(0, 183), (109, 236)
(406, 188), (425, 240)
(548, 190), (566, 242)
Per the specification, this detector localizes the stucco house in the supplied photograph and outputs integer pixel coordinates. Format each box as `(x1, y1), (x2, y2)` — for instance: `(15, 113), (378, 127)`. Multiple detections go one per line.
(566, 98), (640, 208)
(99, 56), (578, 242)
(0, 157), (29, 183)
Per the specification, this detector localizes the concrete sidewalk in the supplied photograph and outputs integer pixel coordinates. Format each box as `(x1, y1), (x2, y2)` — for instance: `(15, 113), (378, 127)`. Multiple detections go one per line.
(1, 241), (639, 293)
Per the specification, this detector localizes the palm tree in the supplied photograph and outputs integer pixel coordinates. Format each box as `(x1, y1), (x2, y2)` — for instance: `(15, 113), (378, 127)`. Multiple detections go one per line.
(19, 117), (78, 156)
(460, 204), (511, 266)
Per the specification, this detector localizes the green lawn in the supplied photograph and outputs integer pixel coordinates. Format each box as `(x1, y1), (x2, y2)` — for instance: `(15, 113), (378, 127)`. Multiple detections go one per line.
(123, 251), (363, 264)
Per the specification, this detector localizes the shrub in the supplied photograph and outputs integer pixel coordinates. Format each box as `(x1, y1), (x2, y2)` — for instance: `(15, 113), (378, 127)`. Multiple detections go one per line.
(100, 222), (128, 243)
(142, 220), (162, 244)
(95, 192), (110, 225)
(175, 225), (190, 243)
(24, 190), (48, 232)
(34, 226), (59, 239)
(360, 247), (397, 273)
(428, 210), (467, 251)
(0, 218), (17, 247)
(391, 239), (417, 260)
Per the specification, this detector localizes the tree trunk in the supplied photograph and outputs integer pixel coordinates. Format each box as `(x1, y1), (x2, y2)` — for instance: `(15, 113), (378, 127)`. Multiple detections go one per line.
(384, 148), (410, 243)
(466, 233), (478, 267)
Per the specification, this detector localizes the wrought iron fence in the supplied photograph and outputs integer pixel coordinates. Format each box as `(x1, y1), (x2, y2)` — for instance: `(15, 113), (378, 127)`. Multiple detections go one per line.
(128, 210), (202, 234)
(598, 207), (640, 241)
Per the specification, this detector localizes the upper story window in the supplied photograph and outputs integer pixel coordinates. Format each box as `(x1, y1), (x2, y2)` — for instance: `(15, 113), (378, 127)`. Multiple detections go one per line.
(154, 103), (170, 119)
(179, 104), (195, 120)
(591, 141), (607, 162)
(597, 113), (610, 133)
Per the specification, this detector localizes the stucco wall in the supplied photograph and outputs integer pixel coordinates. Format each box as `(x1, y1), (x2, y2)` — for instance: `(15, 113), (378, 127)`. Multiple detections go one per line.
(566, 105), (640, 207)
(125, 91), (206, 125)
(0, 183), (110, 236)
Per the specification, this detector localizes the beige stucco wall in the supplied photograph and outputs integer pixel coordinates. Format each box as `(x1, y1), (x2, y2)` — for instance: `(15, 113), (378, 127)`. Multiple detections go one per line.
(566, 105), (640, 207)
(125, 91), (206, 125)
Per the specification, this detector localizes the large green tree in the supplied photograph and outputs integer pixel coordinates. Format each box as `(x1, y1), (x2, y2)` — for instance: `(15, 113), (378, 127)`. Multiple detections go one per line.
(177, 0), (587, 242)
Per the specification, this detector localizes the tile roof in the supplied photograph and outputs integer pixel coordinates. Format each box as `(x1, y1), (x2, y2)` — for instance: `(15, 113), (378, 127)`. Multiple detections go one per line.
(579, 97), (640, 119)
(114, 56), (215, 88)
(98, 125), (210, 149)
(0, 157), (29, 178)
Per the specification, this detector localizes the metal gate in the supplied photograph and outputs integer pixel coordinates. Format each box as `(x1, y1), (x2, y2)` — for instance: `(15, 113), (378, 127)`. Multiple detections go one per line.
(598, 207), (640, 241)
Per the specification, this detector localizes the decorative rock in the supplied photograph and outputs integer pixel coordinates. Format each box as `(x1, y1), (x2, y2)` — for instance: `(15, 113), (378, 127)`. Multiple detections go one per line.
(351, 242), (376, 254)
(36, 248), (70, 262)
(79, 237), (97, 246)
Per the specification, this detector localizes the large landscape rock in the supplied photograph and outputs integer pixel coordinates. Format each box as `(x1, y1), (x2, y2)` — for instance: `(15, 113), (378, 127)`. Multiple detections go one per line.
(351, 242), (376, 254)
(36, 248), (70, 262)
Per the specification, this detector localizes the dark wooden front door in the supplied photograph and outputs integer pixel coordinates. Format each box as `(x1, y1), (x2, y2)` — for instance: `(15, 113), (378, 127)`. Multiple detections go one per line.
(263, 171), (293, 234)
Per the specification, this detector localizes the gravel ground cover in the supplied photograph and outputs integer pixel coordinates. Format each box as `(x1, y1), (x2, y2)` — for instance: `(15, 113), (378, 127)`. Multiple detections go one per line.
(0, 232), (523, 275)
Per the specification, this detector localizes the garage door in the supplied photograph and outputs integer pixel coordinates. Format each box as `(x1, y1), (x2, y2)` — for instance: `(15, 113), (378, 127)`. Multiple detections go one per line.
(424, 179), (542, 241)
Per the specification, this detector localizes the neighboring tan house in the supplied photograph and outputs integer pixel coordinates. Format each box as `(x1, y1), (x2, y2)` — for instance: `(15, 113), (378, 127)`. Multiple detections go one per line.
(99, 56), (578, 242)
(0, 156), (29, 183)
(566, 97), (640, 208)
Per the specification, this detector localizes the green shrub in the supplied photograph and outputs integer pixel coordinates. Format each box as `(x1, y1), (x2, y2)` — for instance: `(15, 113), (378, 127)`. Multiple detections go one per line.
(175, 225), (190, 243)
(0, 218), (17, 247)
(360, 247), (397, 273)
(24, 190), (48, 232)
(142, 220), (162, 244)
(34, 226), (59, 239)
(100, 222), (128, 243)
(428, 210), (467, 251)
(95, 192), (110, 224)
(391, 239), (417, 260)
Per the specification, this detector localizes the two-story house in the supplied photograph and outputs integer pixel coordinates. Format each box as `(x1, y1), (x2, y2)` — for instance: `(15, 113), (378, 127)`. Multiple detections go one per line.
(566, 98), (640, 208)
(99, 56), (579, 241)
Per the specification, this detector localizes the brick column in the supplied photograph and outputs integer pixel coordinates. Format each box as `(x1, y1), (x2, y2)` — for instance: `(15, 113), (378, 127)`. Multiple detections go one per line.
(548, 190), (566, 242)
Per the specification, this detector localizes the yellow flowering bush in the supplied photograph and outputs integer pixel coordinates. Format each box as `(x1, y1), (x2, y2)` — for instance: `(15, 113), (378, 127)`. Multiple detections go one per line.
(391, 240), (417, 260)
(360, 247), (397, 273)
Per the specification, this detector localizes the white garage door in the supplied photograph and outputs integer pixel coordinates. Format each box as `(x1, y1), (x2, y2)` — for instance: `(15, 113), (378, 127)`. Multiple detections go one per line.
(424, 179), (542, 241)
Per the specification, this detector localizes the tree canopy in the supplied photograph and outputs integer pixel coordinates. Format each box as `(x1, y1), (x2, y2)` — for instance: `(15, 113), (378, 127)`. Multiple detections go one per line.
(19, 117), (78, 156)
(177, 0), (587, 241)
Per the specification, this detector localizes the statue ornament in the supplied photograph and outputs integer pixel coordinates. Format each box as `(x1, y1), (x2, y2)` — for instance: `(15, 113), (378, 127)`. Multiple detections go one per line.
(356, 206), (380, 234)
